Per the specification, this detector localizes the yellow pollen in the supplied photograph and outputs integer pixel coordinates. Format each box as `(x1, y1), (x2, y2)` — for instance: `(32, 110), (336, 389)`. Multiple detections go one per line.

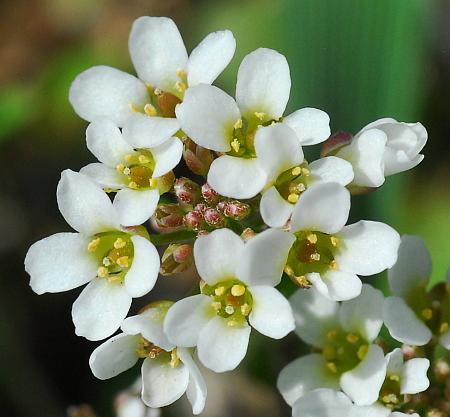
(288, 193), (299, 203)
(421, 308), (433, 321)
(284, 266), (294, 277)
(144, 103), (157, 117)
(297, 183), (306, 192)
(128, 102), (141, 113)
(175, 81), (187, 93)
(307, 233), (318, 244)
(326, 362), (338, 374)
(102, 257), (111, 266)
(295, 275), (310, 287)
(310, 253), (321, 261)
(145, 82), (154, 91)
(389, 374), (400, 382)
(214, 286), (225, 296)
(330, 260), (338, 270)
(87, 237), (100, 252)
(149, 178), (158, 188)
(211, 301), (222, 311)
(97, 266), (109, 278)
(170, 349), (180, 368)
(357, 345), (369, 361)
(231, 284), (246, 297)
(233, 118), (243, 130)
(154, 88), (163, 96)
(116, 164), (125, 173)
(327, 330), (338, 341)
(301, 167), (310, 176)
(254, 111), (265, 120)
(440, 322), (449, 334)
(123, 167), (131, 176)
(176, 68), (187, 78)
(330, 236), (339, 247)
(138, 154), (150, 164)
(225, 305), (235, 315)
(346, 333), (359, 344)
(128, 181), (138, 189)
(231, 138), (241, 153)
(241, 304), (251, 316)
(291, 166), (301, 176)
(382, 394), (399, 404)
(116, 256), (129, 268)
(114, 238), (127, 249)
(124, 154), (133, 162)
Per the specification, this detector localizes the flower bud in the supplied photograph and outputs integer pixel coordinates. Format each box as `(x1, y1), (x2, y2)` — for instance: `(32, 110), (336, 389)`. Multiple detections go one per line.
(67, 405), (97, 417)
(222, 200), (251, 220)
(204, 208), (225, 228)
(201, 183), (220, 204)
(320, 131), (353, 157)
(155, 171), (175, 194)
(194, 202), (208, 213)
(183, 138), (214, 176)
(174, 177), (201, 207)
(435, 358), (450, 383)
(184, 210), (206, 231)
(152, 204), (185, 232)
(241, 228), (257, 241)
(160, 244), (193, 275)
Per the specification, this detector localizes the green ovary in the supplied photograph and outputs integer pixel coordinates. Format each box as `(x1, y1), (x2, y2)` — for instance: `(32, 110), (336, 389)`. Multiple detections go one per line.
(116, 149), (156, 190)
(274, 162), (311, 204)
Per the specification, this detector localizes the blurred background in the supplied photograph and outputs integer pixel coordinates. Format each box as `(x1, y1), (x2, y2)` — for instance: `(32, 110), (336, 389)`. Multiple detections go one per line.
(1, 0), (449, 416)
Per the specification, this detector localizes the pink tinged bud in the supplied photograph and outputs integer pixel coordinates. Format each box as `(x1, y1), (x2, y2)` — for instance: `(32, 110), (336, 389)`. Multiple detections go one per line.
(204, 208), (225, 228)
(194, 202), (209, 213)
(174, 177), (201, 207)
(122, 225), (151, 240)
(320, 131), (353, 157)
(160, 243), (194, 275)
(183, 138), (214, 176)
(241, 227), (257, 241)
(153, 203), (185, 232)
(222, 200), (251, 220)
(201, 183), (220, 204)
(184, 210), (206, 231)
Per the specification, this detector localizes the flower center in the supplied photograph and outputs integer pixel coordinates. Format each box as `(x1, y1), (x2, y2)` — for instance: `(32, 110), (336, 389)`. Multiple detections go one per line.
(284, 231), (339, 287)
(116, 150), (157, 190)
(136, 336), (180, 368)
(201, 279), (253, 326)
(274, 162), (311, 204)
(379, 373), (402, 409)
(321, 329), (369, 375)
(87, 232), (134, 284)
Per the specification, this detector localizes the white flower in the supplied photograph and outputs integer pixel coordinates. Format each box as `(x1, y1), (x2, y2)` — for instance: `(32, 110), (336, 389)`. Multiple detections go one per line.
(89, 302), (207, 414)
(80, 118), (182, 225)
(277, 284), (387, 406)
(176, 48), (331, 198)
(163, 228), (296, 372)
(282, 182), (400, 301)
(383, 235), (450, 349)
(69, 16), (236, 126)
(336, 118), (427, 188)
(24, 170), (160, 340)
(116, 380), (161, 417)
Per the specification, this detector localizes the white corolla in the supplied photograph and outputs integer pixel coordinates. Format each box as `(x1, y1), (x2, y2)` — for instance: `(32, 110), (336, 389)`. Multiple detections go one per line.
(281, 182), (400, 301)
(90, 302), (206, 414)
(69, 16), (236, 127)
(80, 118), (182, 225)
(383, 235), (450, 349)
(336, 118), (427, 188)
(164, 228), (296, 373)
(278, 284), (387, 406)
(24, 170), (160, 340)
(176, 47), (331, 199)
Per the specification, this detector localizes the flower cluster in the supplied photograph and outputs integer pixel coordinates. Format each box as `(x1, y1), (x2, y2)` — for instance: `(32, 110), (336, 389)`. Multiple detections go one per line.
(25, 15), (443, 417)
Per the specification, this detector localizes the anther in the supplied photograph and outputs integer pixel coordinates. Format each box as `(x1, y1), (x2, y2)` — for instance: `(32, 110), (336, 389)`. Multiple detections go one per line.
(297, 183), (306, 192)
(241, 304), (251, 316)
(382, 394), (399, 405)
(233, 119), (243, 130)
(102, 257), (111, 266)
(128, 181), (138, 189)
(97, 266), (109, 278)
(310, 253), (321, 261)
(231, 284), (246, 297)
(225, 305), (235, 315)
(301, 167), (310, 176)
(329, 260), (338, 270)
(254, 111), (265, 120)
(144, 103), (157, 117)
(440, 322), (449, 334)
(211, 301), (222, 311)
(87, 237), (100, 252)
(154, 88), (163, 96)
(330, 236), (339, 247)
(287, 193), (299, 203)
(214, 286), (225, 296)
(170, 349), (180, 368)
(346, 333), (359, 344)
(421, 308), (433, 321)
(295, 275), (311, 288)
(175, 81), (187, 93)
(176, 68), (187, 78)
(291, 166), (301, 176)
(231, 138), (241, 153)
(116, 164), (125, 173)
(389, 374), (400, 382)
(357, 345), (369, 360)
(138, 154), (150, 164)
(125, 154), (133, 162)
(307, 233), (318, 244)
(114, 238), (127, 249)
(128, 102), (141, 113)
(284, 266), (294, 277)
(326, 362), (338, 374)
(123, 167), (131, 176)
(116, 256), (129, 268)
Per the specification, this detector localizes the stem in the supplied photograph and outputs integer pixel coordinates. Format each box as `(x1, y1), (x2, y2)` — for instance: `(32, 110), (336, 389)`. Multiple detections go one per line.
(148, 230), (197, 246)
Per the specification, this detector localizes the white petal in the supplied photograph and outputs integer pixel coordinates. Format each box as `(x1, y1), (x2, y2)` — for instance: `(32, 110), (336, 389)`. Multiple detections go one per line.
(277, 355), (340, 406)
(439, 329), (450, 349)
(292, 389), (354, 417)
(164, 295), (213, 347)
(57, 170), (120, 235)
(197, 316), (251, 372)
(151, 137), (183, 177)
(309, 156), (354, 186)
(353, 404), (391, 417)
(121, 308), (174, 352)
(311, 269), (362, 302)
(175, 84), (240, 152)
(113, 189), (160, 226)
(340, 344), (387, 406)
(401, 358), (430, 394)
(122, 113), (180, 149)
(284, 108), (331, 145)
(336, 221), (400, 276)
(124, 235), (160, 297)
(391, 413), (419, 417)
(238, 228), (295, 286)
(187, 30), (236, 86)
(337, 128), (387, 187)
(26, 233), (96, 295)
(117, 396), (149, 417)
(385, 348), (404, 377)
(254, 123), (304, 181)
(236, 48), (290, 120)
(69, 66), (148, 126)
(207, 155), (267, 199)
(290, 182), (350, 234)
(141, 357), (190, 408)
(260, 186), (294, 228)
(178, 348), (207, 415)
(72, 277), (132, 341)
(388, 234), (431, 298)
(129, 17), (188, 93)
(383, 296), (432, 345)
(89, 333), (139, 379)
(339, 284), (384, 342)
(290, 287), (340, 347)
(194, 227), (244, 284)
(86, 119), (135, 167)
(80, 163), (124, 189)
(248, 286), (294, 339)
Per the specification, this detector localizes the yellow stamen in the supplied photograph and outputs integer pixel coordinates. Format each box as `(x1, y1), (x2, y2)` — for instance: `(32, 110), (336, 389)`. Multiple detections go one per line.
(389, 374), (400, 382)
(357, 345), (369, 361)
(170, 348), (180, 368)
(233, 118), (243, 130)
(97, 266), (109, 278)
(123, 167), (131, 176)
(346, 333), (359, 344)
(128, 181), (138, 189)
(241, 304), (251, 316)
(330, 260), (338, 270)
(310, 253), (321, 261)
(144, 103), (157, 117)
(129, 102), (141, 113)
(138, 154), (150, 164)
(254, 111), (265, 120)
(176, 68), (187, 78)
(175, 81), (187, 93)
(330, 236), (339, 247)
(297, 183), (306, 192)
(231, 138), (240, 153)
(326, 362), (338, 374)
(307, 233), (318, 244)
(295, 275), (310, 287)
(116, 256), (129, 268)
(114, 238), (126, 249)
(421, 308), (433, 321)
(211, 301), (222, 311)
(116, 163), (125, 173)
(440, 322), (449, 334)
(291, 166), (301, 176)
(382, 394), (399, 404)
(225, 305), (235, 315)
(154, 88), (163, 96)
(284, 266), (294, 277)
(231, 284), (246, 297)
(87, 237), (100, 252)
(149, 178), (158, 188)
(102, 257), (111, 266)
(288, 193), (299, 203)
(301, 167), (310, 176)
(214, 286), (225, 296)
